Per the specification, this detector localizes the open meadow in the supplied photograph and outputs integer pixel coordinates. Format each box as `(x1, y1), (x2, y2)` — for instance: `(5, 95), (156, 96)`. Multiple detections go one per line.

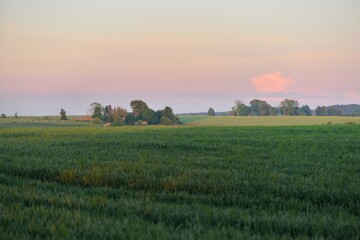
(1, 122), (360, 239)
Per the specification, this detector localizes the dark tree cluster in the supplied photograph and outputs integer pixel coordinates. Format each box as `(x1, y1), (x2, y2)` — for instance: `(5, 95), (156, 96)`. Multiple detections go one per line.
(315, 105), (343, 116)
(229, 99), (312, 116)
(88, 100), (179, 126)
(60, 108), (67, 120)
(207, 108), (215, 116)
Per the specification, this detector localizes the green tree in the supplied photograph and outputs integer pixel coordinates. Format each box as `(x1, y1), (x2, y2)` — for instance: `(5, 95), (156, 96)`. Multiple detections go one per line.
(103, 105), (114, 123)
(125, 113), (135, 125)
(300, 105), (312, 116)
(250, 99), (274, 116)
(157, 106), (180, 124)
(280, 99), (299, 116)
(1, 113), (6, 118)
(60, 108), (67, 120)
(328, 106), (342, 116)
(231, 100), (250, 116)
(15, 112), (18, 118)
(316, 106), (327, 116)
(141, 108), (159, 125)
(88, 102), (104, 118)
(130, 100), (149, 119)
(111, 107), (127, 124)
(93, 106), (103, 119)
(208, 107), (215, 116)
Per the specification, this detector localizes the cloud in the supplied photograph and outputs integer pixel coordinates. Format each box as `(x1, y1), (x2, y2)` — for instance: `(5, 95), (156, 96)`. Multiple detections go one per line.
(250, 71), (295, 93)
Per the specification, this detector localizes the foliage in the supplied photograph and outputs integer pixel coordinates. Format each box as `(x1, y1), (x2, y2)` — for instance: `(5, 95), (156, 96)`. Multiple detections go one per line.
(88, 102), (104, 118)
(92, 118), (102, 125)
(130, 100), (149, 119)
(0, 125), (360, 239)
(93, 105), (103, 120)
(103, 105), (114, 123)
(15, 112), (18, 118)
(60, 108), (67, 120)
(328, 104), (360, 116)
(133, 120), (147, 126)
(249, 99), (274, 116)
(157, 106), (179, 125)
(141, 108), (158, 125)
(125, 114), (135, 125)
(160, 116), (173, 125)
(111, 118), (126, 126)
(231, 100), (250, 116)
(1, 113), (6, 118)
(316, 105), (342, 116)
(112, 107), (127, 123)
(207, 108), (215, 116)
(300, 105), (312, 116)
(280, 99), (299, 116)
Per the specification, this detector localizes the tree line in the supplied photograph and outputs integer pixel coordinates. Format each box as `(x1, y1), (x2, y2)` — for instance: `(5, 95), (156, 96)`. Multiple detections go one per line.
(88, 100), (179, 126)
(207, 99), (360, 117)
(207, 99), (312, 116)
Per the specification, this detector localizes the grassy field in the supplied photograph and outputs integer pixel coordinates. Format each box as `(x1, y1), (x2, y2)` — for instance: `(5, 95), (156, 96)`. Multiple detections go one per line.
(182, 115), (360, 126)
(0, 116), (95, 128)
(1, 125), (359, 239)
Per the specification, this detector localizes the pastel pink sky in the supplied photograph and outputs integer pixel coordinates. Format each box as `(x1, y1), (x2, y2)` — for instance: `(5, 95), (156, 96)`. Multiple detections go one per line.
(0, 0), (359, 115)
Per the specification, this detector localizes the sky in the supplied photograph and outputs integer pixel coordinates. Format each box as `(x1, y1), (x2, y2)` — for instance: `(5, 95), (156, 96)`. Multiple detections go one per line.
(0, 0), (359, 115)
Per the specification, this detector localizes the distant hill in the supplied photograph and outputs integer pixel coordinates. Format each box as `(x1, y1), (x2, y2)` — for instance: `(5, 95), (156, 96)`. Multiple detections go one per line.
(328, 104), (360, 116)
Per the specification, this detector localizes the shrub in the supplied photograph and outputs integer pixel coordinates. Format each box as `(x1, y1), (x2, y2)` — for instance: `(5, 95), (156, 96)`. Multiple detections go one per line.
(111, 119), (126, 126)
(160, 116), (173, 125)
(1, 113), (6, 118)
(134, 120), (147, 126)
(92, 118), (102, 125)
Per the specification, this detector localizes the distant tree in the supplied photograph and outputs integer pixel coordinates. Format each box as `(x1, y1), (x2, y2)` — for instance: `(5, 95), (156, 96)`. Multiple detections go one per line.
(141, 108), (158, 125)
(280, 99), (299, 116)
(157, 106), (180, 124)
(301, 105), (312, 116)
(208, 107), (215, 116)
(160, 116), (173, 125)
(60, 108), (67, 120)
(88, 102), (104, 117)
(353, 109), (360, 116)
(231, 100), (250, 116)
(163, 106), (176, 121)
(15, 112), (18, 118)
(1, 113), (6, 118)
(250, 99), (274, 116)
(316, 106), (328, 116)
(103, 105), (114, 123)
(111, 107), (127, 124)
(93, 105), (103, 119)
(327, 106), (342, 116)
(125, 113), (135, 125)
(130, 100), (149, 119)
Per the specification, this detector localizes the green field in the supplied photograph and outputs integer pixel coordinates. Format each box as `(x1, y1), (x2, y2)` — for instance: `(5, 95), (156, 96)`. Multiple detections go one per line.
(182, 116), (360, 126)
(0, 116), (94, 128)
(1, 125), (359, 239)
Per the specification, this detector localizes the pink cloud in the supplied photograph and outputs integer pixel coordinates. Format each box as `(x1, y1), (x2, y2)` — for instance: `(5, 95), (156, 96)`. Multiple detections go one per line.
(250, 71), (295, 93)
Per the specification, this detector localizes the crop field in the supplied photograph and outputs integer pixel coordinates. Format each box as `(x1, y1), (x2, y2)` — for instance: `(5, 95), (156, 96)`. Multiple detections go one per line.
(1, 125), (360, 239)
(183, 116), (360, 126)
